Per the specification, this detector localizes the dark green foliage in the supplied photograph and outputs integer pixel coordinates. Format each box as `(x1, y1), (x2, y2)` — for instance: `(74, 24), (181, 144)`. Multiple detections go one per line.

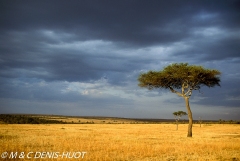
(173, 111), (187, 117)
(138, 63), (221, 91)
(0, 114), (65, 124)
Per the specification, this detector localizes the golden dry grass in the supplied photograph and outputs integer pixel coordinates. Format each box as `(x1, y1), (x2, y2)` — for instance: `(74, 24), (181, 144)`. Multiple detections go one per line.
(0, 124), (240, 161)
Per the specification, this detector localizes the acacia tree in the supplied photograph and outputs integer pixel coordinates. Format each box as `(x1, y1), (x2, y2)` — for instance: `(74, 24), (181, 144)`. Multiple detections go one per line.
(173, 111), (187, 130)
(138, 63), (221, 137)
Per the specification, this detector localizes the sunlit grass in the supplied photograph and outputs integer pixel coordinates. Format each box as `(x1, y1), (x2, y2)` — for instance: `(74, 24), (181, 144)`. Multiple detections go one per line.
(0, 124), (239, 160)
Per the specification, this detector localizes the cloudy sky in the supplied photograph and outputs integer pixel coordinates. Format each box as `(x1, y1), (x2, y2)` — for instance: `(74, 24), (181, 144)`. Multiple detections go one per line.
(0, 0), (239, 120)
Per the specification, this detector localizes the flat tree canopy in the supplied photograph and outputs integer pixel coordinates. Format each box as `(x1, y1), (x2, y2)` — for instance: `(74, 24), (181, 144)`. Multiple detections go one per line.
(173, 111), (187, 117)
(138, 63), (221, 97)
(138, 63), (221, 137)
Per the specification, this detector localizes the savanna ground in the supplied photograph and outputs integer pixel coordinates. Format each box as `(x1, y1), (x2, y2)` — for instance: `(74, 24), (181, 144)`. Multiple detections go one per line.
(0, 123), (240, 161)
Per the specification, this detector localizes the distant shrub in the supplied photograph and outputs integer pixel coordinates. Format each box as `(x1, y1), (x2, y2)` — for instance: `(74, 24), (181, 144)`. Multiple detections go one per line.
(0, 114), (66, 124)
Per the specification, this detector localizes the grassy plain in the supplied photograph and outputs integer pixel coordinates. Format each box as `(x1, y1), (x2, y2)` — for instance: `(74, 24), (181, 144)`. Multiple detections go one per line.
(0, 124), (240, 161)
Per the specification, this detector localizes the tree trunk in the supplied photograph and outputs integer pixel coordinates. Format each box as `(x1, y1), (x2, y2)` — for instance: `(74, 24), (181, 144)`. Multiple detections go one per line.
(184, 97), (193, 137)
(176, 120), (178, 130)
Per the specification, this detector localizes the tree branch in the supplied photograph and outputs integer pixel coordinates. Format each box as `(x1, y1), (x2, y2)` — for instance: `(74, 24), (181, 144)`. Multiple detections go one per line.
(169, 87), (183, 97)
(184, 88), (193, 97)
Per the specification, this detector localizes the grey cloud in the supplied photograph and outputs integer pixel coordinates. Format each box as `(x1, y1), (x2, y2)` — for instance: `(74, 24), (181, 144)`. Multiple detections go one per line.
(0, 0), (239, 119)
(0, 30), (151, 84)
(1, 1), (239, 46)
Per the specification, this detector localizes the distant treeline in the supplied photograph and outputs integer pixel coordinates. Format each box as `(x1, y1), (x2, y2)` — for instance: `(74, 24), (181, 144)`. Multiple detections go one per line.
(0, 114), (239, 124)
(0, 114), (66, 124)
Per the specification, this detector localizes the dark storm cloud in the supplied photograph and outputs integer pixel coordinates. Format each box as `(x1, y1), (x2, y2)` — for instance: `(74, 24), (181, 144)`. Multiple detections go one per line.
(0, 29), (151, 84)
(0, 0), (239, 118)
(196, 78), (240, 107)
(1, 0), (239, 46)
